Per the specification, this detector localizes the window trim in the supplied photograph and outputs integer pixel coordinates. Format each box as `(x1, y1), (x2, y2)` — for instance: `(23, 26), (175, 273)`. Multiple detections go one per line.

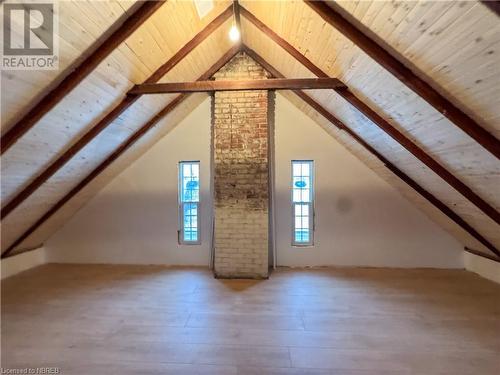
(291, 160), (315, 247)
(178, 161), (201, 245)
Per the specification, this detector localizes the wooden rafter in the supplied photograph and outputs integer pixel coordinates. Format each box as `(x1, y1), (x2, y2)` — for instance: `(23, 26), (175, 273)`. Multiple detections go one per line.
(129, 78), (346, 94)
(0, 5), (234, 221)
(243, 45), (499, 259)
(481, 0), (500, 17)
(1, 46), (241, 259)
(0, 0), (166, 155)
(464, 247), (500, 263)
(233, 1), (241, 32)
(304, 0), (500, 159)
(240, 6), (500, 226)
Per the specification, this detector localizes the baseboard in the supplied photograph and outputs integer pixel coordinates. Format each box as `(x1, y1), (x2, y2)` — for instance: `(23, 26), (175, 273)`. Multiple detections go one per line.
(464, 250), (500, 284)
(1, 247), (46, 279)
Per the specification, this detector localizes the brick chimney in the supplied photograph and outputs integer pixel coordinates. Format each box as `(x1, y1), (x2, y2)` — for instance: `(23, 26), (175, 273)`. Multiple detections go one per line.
(211, 52), (272, 279)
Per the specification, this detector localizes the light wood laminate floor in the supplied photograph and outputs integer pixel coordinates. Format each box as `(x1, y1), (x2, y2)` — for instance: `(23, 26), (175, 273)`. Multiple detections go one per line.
(1, 264), (500, 374)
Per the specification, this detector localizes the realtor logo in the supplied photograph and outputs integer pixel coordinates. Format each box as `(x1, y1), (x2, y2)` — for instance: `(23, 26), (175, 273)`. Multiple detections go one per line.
(1, 1), (59, 70)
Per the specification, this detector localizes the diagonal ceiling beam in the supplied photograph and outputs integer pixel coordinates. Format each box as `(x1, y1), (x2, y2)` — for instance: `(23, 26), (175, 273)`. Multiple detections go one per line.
(480, 0), (500, 17)
(233, 1), (241, 32)
(465, 247), (500, 263)
(240, 6), (500, 225)
(304, 0), (500, 159)
(0, 5), (234, 220)
(0, 0), (166, 155)
(243, 45), (499, 259)
(1, 45), (241, 259)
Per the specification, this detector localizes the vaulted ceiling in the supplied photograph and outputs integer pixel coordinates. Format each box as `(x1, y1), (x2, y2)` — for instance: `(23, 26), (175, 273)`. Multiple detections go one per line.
(1, 0), (499, 261)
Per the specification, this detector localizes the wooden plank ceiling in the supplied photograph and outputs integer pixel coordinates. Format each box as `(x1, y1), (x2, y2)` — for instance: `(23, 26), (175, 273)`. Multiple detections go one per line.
(1, 0), (234, 254)
(240, 0), (500, 257)
(1, 0), (498, 260)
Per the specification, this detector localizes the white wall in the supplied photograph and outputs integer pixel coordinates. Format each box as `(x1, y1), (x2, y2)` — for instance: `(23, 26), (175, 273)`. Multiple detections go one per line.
(45, 94), (464, 268)
(274, 94), (463, 268)
(45, 98), (212, 265)
(1, 247), (46, 279)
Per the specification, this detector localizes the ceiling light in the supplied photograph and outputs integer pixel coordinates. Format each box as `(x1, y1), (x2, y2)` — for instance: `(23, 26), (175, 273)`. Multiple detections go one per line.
(229, 24), (240, 42)
(229, 1), (241, 43)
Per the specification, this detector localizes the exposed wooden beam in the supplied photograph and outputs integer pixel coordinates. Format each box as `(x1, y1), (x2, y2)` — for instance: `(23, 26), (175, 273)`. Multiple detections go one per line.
(240, 6), (500, 225)
(244, 45), (500, 259)
(0, 0), (165, 155)
(129, 78), (346, 94)
(464, 247), (500, 263)
(233, 0), (241, 31)
(481, 0), (500, 17)
(145, 5), (233, 84)
(336, 89), (500, 225)
(0, 5), (234, 220)
(1, 46), (241, 259)
(304, 0), (500, 159)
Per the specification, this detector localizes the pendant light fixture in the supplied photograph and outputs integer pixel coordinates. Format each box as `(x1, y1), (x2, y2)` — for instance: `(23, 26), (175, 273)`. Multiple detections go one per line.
(229, 1), (240, 42)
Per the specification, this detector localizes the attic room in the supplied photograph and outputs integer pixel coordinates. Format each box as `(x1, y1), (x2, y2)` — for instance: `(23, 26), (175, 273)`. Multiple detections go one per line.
(1, 0), (499, 373)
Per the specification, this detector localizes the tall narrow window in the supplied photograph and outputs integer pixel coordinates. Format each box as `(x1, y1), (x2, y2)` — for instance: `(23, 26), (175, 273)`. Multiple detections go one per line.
(292, 160), (314, 246)
(179, 161), (200, 244)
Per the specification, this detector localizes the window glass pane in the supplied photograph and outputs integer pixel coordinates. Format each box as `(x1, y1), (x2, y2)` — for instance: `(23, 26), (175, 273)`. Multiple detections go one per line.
(292, 189), (301, 203)
(294, 229), (309, 243)
(182, 163), (191, 178)
(292, 161), (312, 203)
(293, 177), (309, 189)
(292, 163), (302, 176)
(301, 189), (310, 202)
(301, 204), (309, 216)
(180, 162), (200, 203)
(183, 203), (198, 242)
(301, 162), (310, 176)
(292, 161), (313, 245)
(294, 203), (310, 243)
(179, 161), (200, 244)
(301, 217), (309, 229)
(295, 216), (302, 229)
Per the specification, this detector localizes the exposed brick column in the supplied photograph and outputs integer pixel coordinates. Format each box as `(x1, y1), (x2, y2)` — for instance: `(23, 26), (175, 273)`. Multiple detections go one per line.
(212, 52), (271, 278)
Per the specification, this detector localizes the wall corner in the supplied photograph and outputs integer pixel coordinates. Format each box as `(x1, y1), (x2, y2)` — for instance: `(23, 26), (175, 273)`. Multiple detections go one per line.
(464, 251), (500, 284)
(1, 247), (46, 280)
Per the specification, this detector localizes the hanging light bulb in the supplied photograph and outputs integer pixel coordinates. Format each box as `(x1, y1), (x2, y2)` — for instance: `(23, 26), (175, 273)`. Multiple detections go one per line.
(229, 24), (240, 42)
(229, 1), (240, 42)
